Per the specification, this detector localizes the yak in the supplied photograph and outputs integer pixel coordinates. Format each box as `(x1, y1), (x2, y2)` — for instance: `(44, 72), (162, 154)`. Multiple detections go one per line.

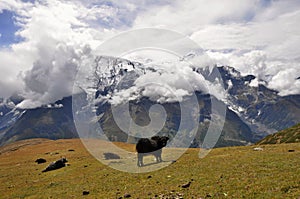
(136, 136), (169, 167)
(42, 157), (68, 172)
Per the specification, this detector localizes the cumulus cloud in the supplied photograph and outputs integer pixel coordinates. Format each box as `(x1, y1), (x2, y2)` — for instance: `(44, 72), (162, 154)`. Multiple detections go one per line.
(109, 55), (226, 105)
(0, 0), (300, 109)
(17, 43), (92, 109)
(130, 0), (300, 96)
(268, 67), (300, 96)
(0, 0), (115, 108)
(189, 3), (300, 95)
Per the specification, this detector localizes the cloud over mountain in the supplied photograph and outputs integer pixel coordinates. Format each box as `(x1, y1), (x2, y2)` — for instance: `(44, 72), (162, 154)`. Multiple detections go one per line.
(0, 0), (299, 109)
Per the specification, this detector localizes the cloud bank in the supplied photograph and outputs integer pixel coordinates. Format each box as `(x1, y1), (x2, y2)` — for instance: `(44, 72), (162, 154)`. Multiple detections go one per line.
(0, 0), (299, 108)
(109, 57), (226, 105)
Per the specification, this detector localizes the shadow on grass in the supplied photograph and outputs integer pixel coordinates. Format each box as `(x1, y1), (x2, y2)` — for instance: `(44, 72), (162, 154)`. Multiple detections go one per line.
(140, 160), (175, 167)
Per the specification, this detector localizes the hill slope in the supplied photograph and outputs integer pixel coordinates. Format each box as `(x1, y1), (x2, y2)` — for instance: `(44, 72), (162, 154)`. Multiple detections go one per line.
(257, 123), (300, 144)
(0, 139), (299, 198)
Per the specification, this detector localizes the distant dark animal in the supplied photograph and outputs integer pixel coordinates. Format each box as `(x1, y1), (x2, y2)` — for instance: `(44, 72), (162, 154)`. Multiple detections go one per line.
(35, 158), (46, 164)
(136, 136), (169, 167)
(42, 158), (68, 172)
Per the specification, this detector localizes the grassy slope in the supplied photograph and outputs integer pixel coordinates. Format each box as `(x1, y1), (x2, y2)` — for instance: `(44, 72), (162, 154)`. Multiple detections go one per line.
(257, 123), (300, 145)
(0, 139), (299, 198)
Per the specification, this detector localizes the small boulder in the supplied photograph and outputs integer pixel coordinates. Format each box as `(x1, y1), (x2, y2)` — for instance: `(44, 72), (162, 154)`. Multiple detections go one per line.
(35, 158), (46, 164)
(124, 193), (131, 198)
(253, 147), (263, 151)
(82, 191), (89, 195)
(181, 181), (191, 188)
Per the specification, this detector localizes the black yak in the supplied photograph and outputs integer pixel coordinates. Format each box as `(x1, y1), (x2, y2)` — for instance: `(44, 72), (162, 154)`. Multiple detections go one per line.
(136, 136), (169, 167)
(42, 157), (68, 172)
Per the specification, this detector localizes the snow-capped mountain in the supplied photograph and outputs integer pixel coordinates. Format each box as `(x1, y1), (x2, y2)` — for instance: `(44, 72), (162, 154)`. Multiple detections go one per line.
(0, 96), (25, 139)
(0, 56), (299, 147)
(203, 66), (300, 138)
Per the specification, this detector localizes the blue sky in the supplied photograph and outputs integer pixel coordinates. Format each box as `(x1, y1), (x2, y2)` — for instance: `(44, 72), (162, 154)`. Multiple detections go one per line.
(0, 9), (22, 46)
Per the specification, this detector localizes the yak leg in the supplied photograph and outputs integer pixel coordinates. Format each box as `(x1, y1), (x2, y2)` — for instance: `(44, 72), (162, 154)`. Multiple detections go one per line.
(158, 150), (162, 162)
(137, 153), (144, 167)
(154, 150), (162, 163)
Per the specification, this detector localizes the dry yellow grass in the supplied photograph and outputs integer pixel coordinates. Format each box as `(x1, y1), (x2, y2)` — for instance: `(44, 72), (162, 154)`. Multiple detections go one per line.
(0, 139), (299, 198)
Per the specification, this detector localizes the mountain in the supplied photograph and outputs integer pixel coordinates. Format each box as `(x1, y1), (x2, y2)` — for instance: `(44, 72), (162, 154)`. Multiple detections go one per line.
(202, 66), (300, 136)
(0, 56), (299, 147)
(95, 94), (253, 148)
(257, 123), (300, 144)
(0, 97), (78, 146)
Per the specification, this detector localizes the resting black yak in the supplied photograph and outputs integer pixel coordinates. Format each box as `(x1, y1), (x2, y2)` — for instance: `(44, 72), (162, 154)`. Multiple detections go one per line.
(136, 136), (169, 167)
(42, 157), (68, 172)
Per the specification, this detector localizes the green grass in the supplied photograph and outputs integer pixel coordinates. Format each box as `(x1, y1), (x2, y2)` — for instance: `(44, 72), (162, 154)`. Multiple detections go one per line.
(0, 139), (299, 198)
(257, 123), (300, 144)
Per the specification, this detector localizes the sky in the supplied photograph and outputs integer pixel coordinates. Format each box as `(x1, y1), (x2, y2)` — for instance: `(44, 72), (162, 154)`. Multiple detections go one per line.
(0, 0), (299, 109)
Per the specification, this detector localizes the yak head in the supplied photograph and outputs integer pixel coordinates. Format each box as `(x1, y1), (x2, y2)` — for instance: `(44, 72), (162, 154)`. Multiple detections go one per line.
(151, 136), (169, 148)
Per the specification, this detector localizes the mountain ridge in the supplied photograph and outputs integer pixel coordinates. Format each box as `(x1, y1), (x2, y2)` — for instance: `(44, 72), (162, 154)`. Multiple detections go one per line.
(0, 56), (299, 147)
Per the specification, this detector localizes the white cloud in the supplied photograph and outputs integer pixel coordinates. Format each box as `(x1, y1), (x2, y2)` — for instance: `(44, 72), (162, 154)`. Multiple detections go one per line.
(16, 43), (92, 109)
(109, 56), (226, 105)
(268, 67), (300, 96)
(133, 0), (264, 34)
(189, 5), (300, 96)
(131, 0), (300, 96)
(0, 0), (300, 109)
(0, 0), (117, 108)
